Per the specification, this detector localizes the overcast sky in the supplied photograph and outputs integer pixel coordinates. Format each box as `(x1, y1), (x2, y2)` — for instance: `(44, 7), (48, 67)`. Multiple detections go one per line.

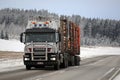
(0, 0), (120, 20)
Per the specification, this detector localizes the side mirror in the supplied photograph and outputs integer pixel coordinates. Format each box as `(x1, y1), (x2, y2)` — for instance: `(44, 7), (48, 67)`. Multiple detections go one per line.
(20, 33), (25, 43)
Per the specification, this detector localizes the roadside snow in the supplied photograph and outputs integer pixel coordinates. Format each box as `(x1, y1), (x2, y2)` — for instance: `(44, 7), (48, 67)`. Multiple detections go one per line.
(0, 59), (24, 72)
(0, 39), (119, 58)
(0, 39), (24, 72)
(80, 47), (120, 59)
(0, 39), (24, 52)
(114, 73), (120, 80)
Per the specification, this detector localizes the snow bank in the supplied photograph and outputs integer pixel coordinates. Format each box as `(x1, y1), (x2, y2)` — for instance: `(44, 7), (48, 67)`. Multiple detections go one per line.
(0, 39), (24, 52)
(80, 47), (120, 59)
(0, 39), (119, 57)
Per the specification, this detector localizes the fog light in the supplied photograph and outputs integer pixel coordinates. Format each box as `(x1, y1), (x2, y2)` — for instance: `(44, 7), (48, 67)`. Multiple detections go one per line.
(51, 58), (56, 60)
(24, 58), (30, 61)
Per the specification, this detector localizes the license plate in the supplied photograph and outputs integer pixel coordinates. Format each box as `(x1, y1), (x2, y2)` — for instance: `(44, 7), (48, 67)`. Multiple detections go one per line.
(37, 62), (43, 64)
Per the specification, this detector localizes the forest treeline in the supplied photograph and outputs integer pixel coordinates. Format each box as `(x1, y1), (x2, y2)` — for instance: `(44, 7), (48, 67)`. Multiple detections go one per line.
(0, 8), (120, 46)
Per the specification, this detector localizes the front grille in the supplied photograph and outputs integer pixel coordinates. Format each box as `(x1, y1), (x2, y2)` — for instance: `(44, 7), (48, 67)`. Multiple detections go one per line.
(32, 48), (47, 61)
(33, 48), (46, 52)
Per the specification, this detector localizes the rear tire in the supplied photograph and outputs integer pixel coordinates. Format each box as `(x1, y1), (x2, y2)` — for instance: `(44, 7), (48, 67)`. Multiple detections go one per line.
(61, 57), (68, 68)
(69, 56), (75, 66)
(74, 56), (80, 66)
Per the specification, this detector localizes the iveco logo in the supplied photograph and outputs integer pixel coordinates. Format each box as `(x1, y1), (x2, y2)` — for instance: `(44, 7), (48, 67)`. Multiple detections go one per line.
(34, 48), (46, 51)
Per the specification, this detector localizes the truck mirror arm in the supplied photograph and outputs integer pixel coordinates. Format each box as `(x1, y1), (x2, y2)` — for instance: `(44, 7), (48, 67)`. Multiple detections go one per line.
(20, 32), (25, 43)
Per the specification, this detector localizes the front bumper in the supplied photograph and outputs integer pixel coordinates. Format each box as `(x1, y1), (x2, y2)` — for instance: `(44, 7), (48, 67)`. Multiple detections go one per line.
(23, 53), (59, 66)
(24, 61), (58, 66)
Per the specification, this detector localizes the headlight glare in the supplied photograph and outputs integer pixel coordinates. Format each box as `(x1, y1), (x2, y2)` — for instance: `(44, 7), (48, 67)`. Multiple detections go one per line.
(24, 58), (30, 61)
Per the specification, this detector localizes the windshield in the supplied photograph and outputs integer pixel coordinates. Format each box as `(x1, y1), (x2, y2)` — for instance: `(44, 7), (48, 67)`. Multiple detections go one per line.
(26, 33), (55, 42)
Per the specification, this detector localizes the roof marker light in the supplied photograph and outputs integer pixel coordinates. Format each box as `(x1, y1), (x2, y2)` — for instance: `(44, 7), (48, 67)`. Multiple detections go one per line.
(44, 21), (49, 24)
(31, 22), (36, 24)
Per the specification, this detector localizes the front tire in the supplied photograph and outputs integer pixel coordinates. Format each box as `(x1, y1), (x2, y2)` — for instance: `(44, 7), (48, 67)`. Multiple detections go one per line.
(26, 65), (31, 70)
(54, 63), (60, 70)
(61, 57), (68, 68)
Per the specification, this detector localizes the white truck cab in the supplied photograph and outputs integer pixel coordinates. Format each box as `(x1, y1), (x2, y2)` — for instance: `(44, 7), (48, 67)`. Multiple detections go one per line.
(20, 17), (61, 70)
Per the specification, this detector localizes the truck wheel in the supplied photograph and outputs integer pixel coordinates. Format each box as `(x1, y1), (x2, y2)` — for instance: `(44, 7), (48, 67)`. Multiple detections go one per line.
(54, 63), (60, 70)
(69, 56), (75, 66)
(75, 60), (80, 66)
(64, 58), (68, 68)
(26, 65), (31, 70)
(74, 56), (80, 66)
(61, 58), (68, 68)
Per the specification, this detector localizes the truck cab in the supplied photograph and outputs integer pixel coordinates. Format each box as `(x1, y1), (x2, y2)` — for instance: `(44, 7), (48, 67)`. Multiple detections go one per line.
(20, 18), (61, 70)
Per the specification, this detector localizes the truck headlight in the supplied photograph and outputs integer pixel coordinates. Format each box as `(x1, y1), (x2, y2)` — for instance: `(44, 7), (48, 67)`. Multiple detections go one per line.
(24, 58), (30, 61)
(50, 58), (56, 60)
